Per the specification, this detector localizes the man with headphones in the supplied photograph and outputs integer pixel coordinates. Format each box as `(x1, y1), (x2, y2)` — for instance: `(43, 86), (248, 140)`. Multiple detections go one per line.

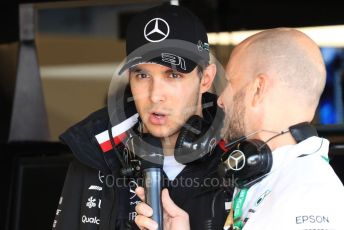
(135, 28), (344, 230)
(52, 3), (230, 230)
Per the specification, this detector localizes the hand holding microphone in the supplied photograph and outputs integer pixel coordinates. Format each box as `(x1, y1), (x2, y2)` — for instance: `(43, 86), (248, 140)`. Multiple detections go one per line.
(135, 187), (190, 230)
(142, 157), (163, 229)
(132, 134), (164, 229)
(131, 134), (190, 230)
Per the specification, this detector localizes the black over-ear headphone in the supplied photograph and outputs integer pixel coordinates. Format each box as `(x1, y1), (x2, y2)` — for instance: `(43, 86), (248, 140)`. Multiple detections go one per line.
(217, 122), (318, 188)
(174, 93), (224, 164)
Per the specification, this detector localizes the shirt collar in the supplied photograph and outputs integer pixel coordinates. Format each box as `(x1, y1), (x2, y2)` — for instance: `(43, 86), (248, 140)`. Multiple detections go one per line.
(271, 136), (329, 171)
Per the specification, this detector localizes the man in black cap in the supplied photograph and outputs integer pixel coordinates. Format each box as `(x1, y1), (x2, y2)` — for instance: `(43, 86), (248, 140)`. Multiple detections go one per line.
(52, 4), (230, 230)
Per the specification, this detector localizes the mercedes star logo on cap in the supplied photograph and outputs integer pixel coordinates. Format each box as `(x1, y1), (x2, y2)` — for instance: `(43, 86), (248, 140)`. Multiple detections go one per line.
(227, 150), (246, 171)
(144, 18), (170, 43)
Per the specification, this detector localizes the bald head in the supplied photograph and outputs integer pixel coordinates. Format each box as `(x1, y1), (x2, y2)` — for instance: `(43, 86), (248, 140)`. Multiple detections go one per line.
(219, 28), (326, 148)
(232, 28), (326, 110)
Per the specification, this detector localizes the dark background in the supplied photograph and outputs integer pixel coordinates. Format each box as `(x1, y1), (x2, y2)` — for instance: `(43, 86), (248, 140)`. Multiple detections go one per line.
(2, 0), (344, 43)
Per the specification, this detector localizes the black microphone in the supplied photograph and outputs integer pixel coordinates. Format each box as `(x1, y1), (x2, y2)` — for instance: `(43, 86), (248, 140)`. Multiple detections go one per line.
(136, 134), (164, 230)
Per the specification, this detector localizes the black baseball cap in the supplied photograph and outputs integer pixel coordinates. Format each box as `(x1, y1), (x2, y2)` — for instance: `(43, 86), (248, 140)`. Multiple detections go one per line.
(118, 4), (210, 75)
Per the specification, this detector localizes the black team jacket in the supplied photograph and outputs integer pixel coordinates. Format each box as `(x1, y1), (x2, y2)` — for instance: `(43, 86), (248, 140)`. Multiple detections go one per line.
(52, 93), (232, 230)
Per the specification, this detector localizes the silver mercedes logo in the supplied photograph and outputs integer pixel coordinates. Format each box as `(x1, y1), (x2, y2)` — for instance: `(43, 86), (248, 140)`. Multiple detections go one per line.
(226, 150), (246, 171)
(144, 18), (170, 43)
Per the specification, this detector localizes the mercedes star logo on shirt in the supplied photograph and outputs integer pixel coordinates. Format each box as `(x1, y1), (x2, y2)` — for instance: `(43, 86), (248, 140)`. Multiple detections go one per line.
(227, 150), (246, 171)
(144, 18), (170, 42)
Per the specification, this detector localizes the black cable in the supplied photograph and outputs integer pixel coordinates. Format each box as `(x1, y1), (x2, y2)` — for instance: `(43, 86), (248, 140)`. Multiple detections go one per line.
(211, 189), (223, 218)
(203, 188), (227, 230)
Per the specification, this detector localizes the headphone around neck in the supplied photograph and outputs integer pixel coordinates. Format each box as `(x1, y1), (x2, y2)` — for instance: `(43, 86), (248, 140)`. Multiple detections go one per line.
(217, 122), (318, 188)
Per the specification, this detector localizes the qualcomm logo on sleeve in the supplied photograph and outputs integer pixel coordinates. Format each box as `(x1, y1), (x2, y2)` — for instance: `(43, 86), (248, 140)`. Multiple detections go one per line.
(86, 196), (101, 209)
(86, 196), (96, 208)
(82, 215), (100, 225)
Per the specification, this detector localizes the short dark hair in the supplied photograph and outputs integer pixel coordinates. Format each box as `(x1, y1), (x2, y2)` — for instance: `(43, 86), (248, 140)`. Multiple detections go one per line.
(196, 62), (209, 78)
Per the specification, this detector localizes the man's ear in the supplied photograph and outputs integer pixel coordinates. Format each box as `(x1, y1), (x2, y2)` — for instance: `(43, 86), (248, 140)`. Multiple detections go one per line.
(200, 63), (217, 93)
(251, 73), (268, 107)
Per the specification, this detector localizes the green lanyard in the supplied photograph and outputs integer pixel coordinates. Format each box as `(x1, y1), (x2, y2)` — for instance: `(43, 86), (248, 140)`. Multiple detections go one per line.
(232, 188), (248, 230)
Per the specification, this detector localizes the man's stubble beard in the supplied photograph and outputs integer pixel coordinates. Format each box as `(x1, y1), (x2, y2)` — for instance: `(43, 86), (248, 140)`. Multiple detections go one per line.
(221, 88), (246, 142)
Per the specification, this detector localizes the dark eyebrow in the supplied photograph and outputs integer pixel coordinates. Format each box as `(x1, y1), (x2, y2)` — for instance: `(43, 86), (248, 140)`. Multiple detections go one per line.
(164, 69), (181, 74)
(129, 67), (148, 74)
(129, 66), (141, 72)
